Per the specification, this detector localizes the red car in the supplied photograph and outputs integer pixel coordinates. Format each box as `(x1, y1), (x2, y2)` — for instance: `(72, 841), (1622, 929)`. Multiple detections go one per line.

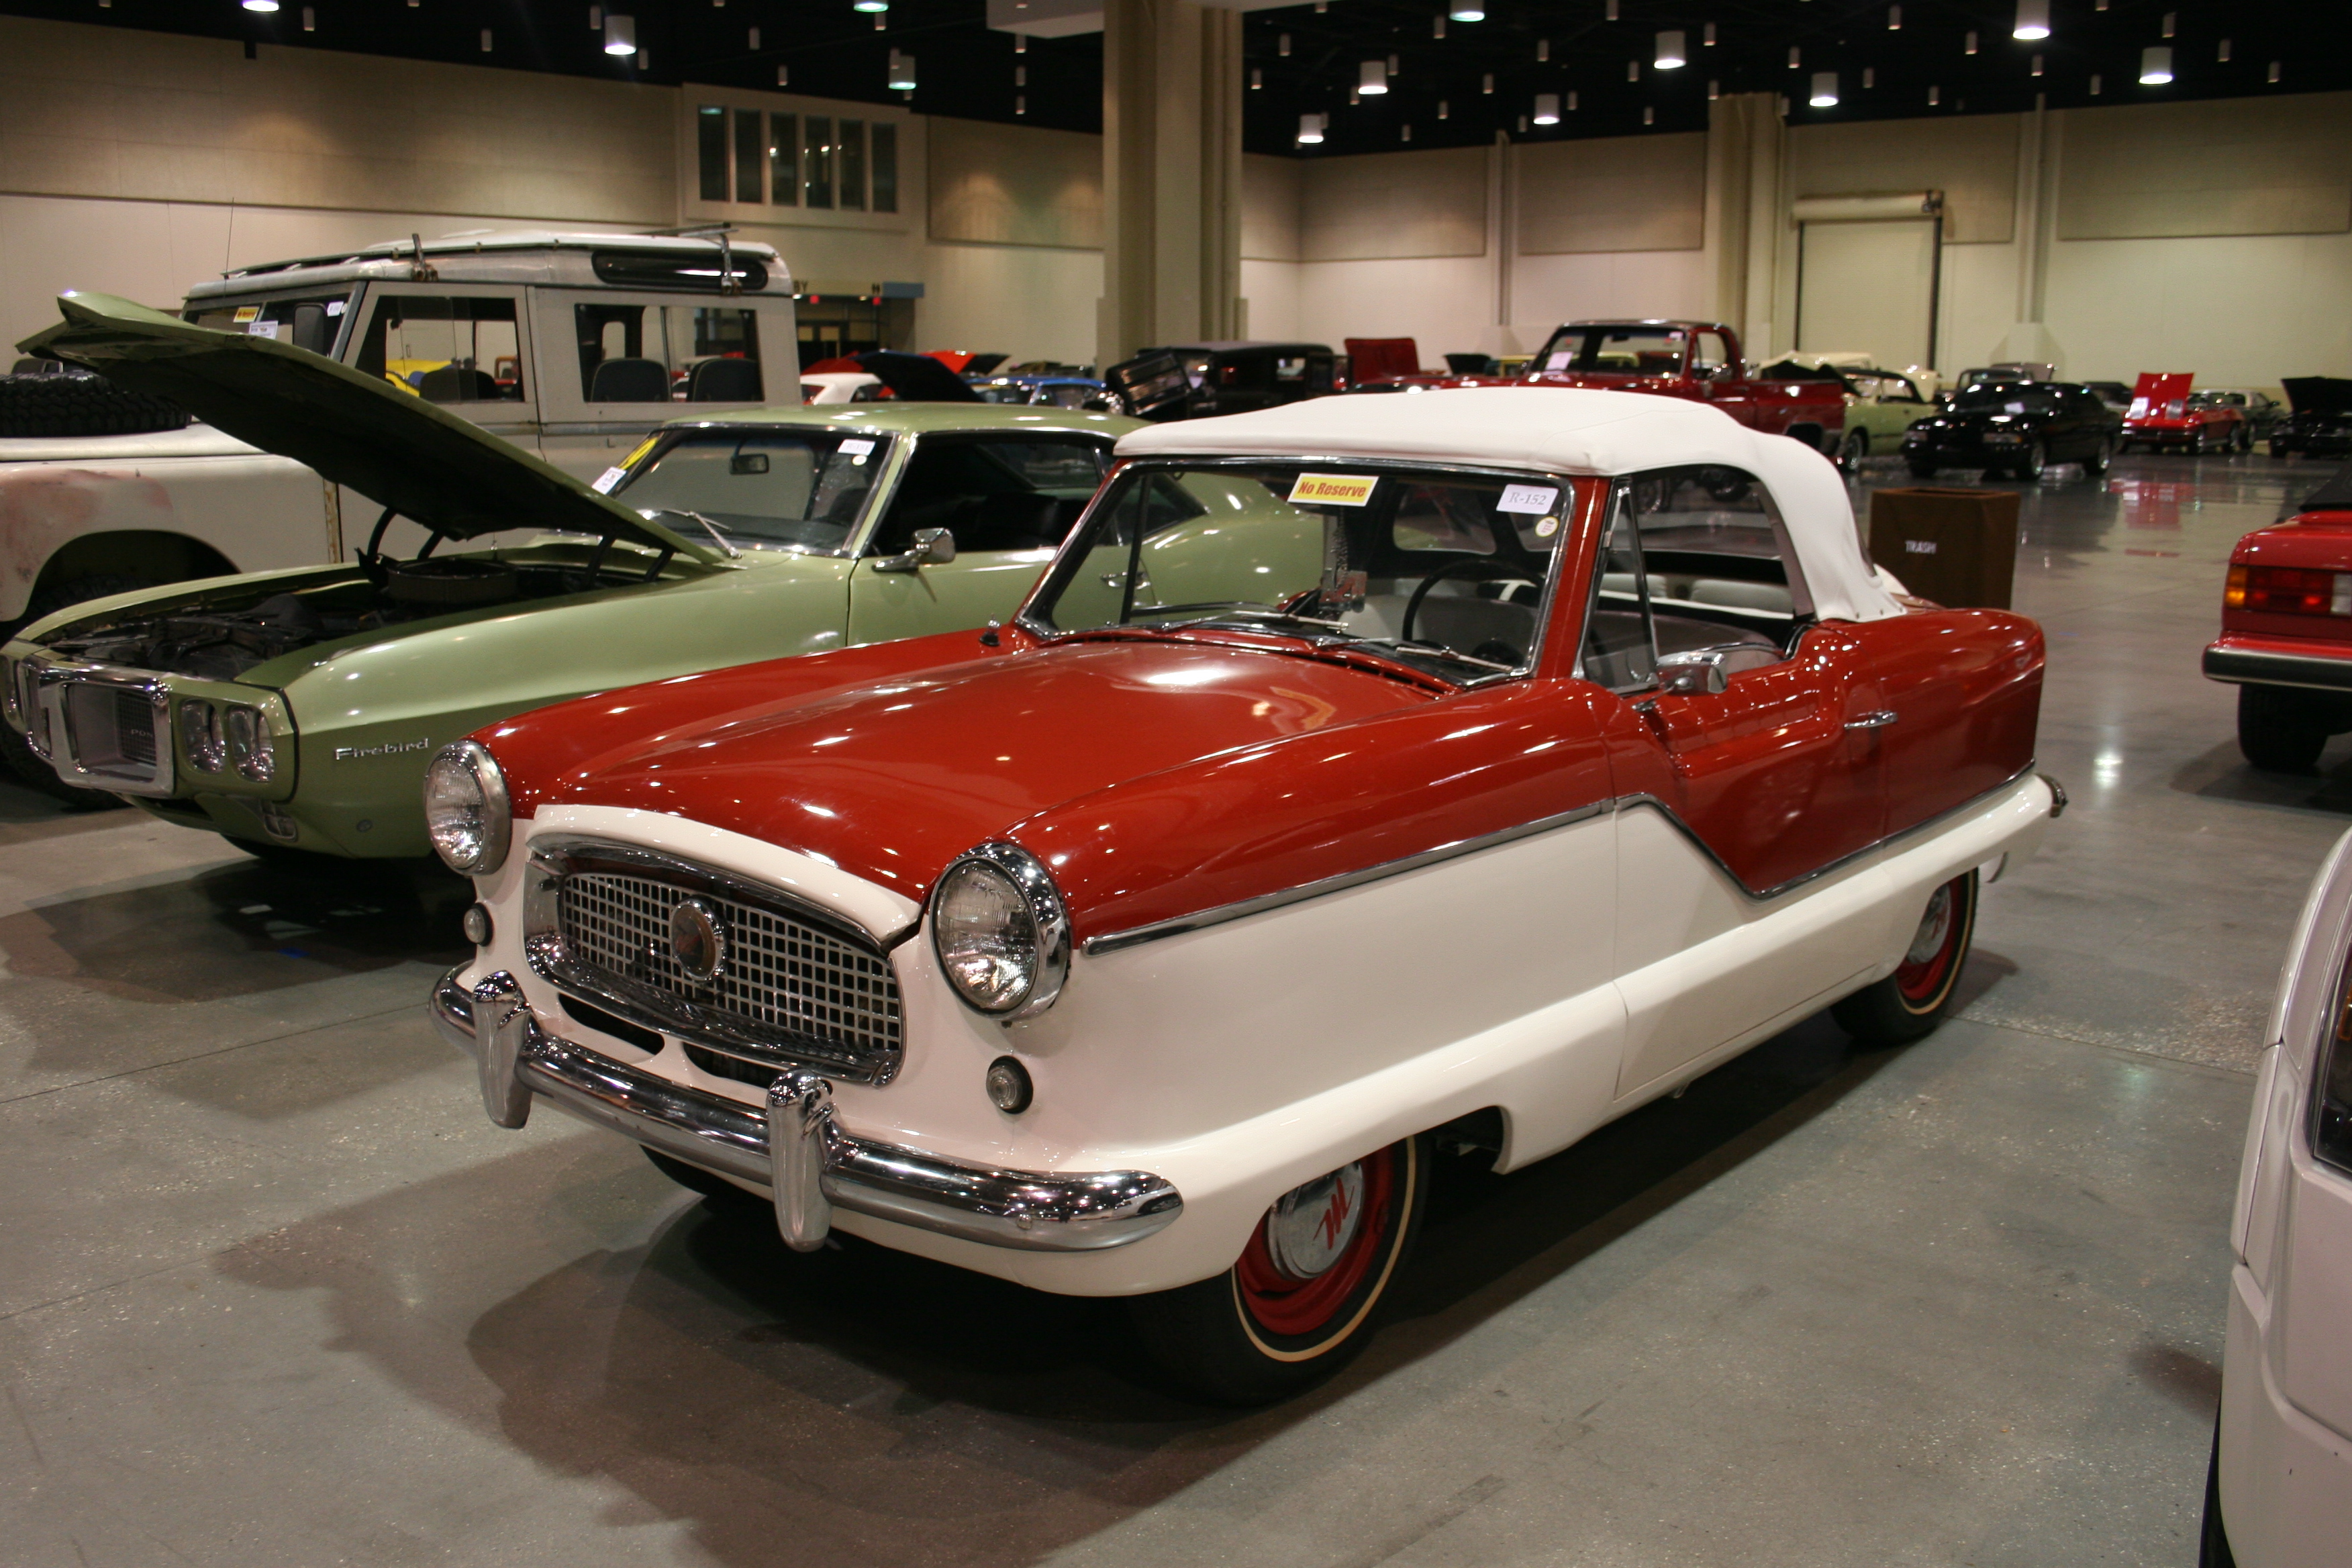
(2123, 372), (2251, 454)
(1352, 320), (1847, 457)
(2204, 471), (2352, 769)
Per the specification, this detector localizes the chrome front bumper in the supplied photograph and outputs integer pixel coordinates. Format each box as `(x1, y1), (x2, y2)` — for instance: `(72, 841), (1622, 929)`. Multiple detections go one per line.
(432, 967), (1183, 1255)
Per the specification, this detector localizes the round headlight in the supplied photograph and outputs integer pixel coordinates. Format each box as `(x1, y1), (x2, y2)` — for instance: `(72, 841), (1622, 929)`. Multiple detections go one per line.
(225, 703), (275, 782)
(930, 842), (1069, 1020)
(422, 740), (511, 875)
(181, 699), (224, 773)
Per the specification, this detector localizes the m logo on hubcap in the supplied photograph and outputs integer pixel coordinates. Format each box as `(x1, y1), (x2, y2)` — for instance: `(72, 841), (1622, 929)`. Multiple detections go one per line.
(669, 896), (728, 985)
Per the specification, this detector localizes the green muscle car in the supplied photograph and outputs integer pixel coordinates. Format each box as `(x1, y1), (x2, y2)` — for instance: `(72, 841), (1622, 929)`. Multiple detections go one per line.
(1, 292), (1136, 859)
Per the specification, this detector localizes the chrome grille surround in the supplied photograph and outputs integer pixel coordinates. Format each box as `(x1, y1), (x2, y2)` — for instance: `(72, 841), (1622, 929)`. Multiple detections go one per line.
(523, 835), (905, 1085)
(27, 660), (175, 796)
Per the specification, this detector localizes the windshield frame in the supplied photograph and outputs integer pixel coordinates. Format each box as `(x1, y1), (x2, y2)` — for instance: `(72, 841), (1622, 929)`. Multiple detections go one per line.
(1016, 454), (1584, 689)
(609, 420), (902, 558)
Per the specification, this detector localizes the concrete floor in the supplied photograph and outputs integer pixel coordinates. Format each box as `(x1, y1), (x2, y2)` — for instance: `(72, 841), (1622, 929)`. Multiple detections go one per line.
(1, 451), (2341, 1567)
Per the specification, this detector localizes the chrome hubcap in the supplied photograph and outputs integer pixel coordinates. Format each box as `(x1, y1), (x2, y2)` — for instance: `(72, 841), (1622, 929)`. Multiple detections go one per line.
(1906, 885), (1954, 966)
(1266, 1161), (1367, 1280)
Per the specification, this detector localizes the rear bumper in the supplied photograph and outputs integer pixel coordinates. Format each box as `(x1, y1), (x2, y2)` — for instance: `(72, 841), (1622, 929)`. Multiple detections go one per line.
(2204, 638), (2352, 693)
(433, 967), (1184, 1256)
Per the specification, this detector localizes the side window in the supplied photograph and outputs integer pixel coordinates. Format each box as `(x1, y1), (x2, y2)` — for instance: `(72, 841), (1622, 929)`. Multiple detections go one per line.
(190, 294), (351, 357)
(869, 438), (1109, 556)
(353, 295), (524, 403)
(1693, 331), (1731, 379)
(1581, 467), (1813, 687)
(572, 304), (764, 404)
(1580, 493), (1655, 691)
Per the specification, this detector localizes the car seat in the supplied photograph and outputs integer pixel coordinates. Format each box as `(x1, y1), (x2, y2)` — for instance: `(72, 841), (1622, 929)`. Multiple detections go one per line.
(687, 357), (763, 402)
(588, 357), (671, 403)
(418, 364), (503, 403)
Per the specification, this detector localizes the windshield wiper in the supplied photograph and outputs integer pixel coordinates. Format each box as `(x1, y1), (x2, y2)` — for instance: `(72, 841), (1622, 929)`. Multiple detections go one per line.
(1134, 604), (1351, 633)
(642, 507), (741, 560)
(1342, 636), (1516, 675)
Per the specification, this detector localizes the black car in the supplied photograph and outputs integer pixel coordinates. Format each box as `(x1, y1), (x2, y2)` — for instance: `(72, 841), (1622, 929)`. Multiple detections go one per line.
(2271, 377), (2352, 460)
(1106, 340), (1344, 420)
(1903, 380), (2122, 481)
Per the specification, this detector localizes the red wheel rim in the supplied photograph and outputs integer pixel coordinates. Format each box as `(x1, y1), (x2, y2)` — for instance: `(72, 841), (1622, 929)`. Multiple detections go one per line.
(1896, 877), (1967, 1004)
(1235, 1147), (1396, 1339)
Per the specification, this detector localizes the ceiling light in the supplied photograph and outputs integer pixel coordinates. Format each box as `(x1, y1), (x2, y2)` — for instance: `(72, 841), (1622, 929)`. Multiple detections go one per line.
(1643, 106), (1654, 124)
(1626, 60), (1637, 80)
(603, 13), (636, 54)
(777, 64), (789, 85)
(1704, 21), (1716, 45)
(1532, 93), (1560, 124)
(1864, 66), (1875, 87)
(2161, 11), (2175, 38)
(1656, 30), (1685, 67)
(1707, 79), (1718, 99)
(588, 1), (601, 18)
(1278, 32), (1290, 54)
(2140, 45), (2172, 83)
(2088, 72), (2100, 93)
(2012, 0), (2049, 42)
(1297, 112), (1324, 143)
(1810, 70), (1839, 105)
(888, 48), (916, 89)
(1401, 124), (1412, 141)
(1928, 83), (1940, 105)
(1964, 30), (1977, 54)
(1482, 72), (1494, 93)
(1438, 99), (1449, 117)
(748, 26), (760, 48)
(1251, 66), (1262, 88)
(1888, 5), (1900, 29)
(241, 0), (278, 10)
(1567, 89), (1578, 109)
(1359, 58), (1388, 93)
(1449, 0), (1484, 19)
(1605, 0), (1618, 17)
(854, 0), (889, 11)
(1536, 38), (1549, 61)
(1433, 15), (1445, 38)
(2030, 54), (2043, 75)
(2216, 38), (2231, 62)
(1787, 45), (1800, 68)
(2269, 60), (2281, 83)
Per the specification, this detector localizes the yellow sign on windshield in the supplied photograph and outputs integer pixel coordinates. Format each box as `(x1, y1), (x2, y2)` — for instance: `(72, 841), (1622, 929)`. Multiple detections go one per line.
(1289, 473), (1377, 507)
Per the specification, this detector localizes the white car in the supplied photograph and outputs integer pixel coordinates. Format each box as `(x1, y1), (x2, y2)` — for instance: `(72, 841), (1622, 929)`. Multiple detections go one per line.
(429, 387), (2063, 1402)
(2205, 828), (2352, 1565)
(800, 371), (882, 405)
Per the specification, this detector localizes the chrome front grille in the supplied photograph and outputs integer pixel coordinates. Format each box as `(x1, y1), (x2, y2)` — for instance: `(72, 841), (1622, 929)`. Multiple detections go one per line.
(36, 669), (174, 795)
(526, 838), (904, 1084)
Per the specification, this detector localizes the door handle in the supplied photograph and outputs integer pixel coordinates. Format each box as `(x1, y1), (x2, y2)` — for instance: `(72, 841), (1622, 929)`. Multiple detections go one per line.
(1845, 710), (1899, 731)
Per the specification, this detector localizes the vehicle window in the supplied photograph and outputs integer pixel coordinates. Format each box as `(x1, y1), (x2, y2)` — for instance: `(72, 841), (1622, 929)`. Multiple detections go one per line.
(1028, 464), (1573, 682)
(1580, 500), (1656, 691)
(1584, 466), (1810, 682)
(1536, 324), (1687, 376)
(612, 430), (887, 553)
(1951, 386), (2059, 415)
(2318, 948), (2352, 1176)
(1693, 331), (1731, 379)
(867, 437), (1110, 556)
(189, 293), (352, 357)
(573, 303), (763, 403)
(353, 295), (524, 403)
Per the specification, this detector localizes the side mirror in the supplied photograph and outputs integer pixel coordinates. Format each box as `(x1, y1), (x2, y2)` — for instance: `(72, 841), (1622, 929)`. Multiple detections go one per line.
(874, 527), (957, 574)
(1655, 649), (1729, 695)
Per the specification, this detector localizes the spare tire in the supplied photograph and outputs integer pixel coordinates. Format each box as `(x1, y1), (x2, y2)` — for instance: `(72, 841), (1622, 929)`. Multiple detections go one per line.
(0, 370), (191, 438)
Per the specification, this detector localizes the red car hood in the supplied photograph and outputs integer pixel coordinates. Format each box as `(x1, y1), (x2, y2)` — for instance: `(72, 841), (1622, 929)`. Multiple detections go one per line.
(2233, 512), (2352, 571)
(518, 636), (1434, 903)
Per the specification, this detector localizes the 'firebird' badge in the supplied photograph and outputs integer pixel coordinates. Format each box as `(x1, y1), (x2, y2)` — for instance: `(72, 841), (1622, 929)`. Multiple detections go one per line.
(669, 897), (728, 985)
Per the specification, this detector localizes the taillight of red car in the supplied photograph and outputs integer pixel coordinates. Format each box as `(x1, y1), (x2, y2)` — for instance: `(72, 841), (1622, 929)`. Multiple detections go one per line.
(2227, 563), (2352, 617)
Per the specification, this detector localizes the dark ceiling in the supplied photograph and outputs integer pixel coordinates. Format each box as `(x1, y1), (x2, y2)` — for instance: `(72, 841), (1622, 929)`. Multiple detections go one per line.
(4, 0), (2343, 156)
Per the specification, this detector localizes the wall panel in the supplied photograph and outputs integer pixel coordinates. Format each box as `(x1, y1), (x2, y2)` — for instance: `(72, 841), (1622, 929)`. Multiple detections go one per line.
(1242, 154), (1302, 261)
(1516, 134), (1706, 255)
(1789, 114), (2017, 243)
(2057, 94), (2352, 240)
(927, 117), (1102, 249)
(1300, 147), (1486, 261)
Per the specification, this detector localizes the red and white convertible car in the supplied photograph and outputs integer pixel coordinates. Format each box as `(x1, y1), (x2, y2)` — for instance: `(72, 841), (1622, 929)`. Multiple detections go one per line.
(427, 389), (2060, 1401)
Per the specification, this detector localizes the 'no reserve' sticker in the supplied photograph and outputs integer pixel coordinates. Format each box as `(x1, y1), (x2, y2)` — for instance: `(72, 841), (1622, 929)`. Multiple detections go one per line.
(1289, 473), (1378, 507)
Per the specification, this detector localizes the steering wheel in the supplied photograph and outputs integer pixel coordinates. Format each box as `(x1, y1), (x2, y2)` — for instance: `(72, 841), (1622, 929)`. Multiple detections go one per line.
(1400, 556), (1538, 649)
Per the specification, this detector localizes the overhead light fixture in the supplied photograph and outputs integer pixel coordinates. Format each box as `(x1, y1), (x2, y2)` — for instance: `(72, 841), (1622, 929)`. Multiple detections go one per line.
(1277, 32), (1290, 54)
(1359, 58), (1388, 93)
(1605, 0), (1618, 17)
(603, 13), (636, 54)
(2012, 0), (2049, 42)
(479, 27), (491, 50)
(1536, 38), (1549, 61)
(1643, 106), (1654, 124)
(2029, 54), (2043, 76)
(1810, 70), (1839, 105)
(888, 48), (916, 89)
(1567, 89), (1578, 110)
(1433, 15), (1445, 38)
(1014, 34), (1026, 52)
(1482, 72), (1494, 93)
(2089, 72), (2101, 94)
(1707, 78), (1719, 99)
(2161, 11), (2175, 38)
(301, 5), (314, 28)
(1787, 45), (1800, 68)
(777, 64), (789, 85)
(1438, 98), (1449, 117)
(2269, 60), (2282, 83)
(1016, 95), (1026, 114)
(1297, 112), (1324, 143)
(1387, 52), (1399, 73)
(1626, 60), (1638, 80)
(1401, 124), (1412, 141)
(1449, 0), (1484, 19)
(1863, 65), (1875, 87)
(1928, 83), (1940, 105)
(748, 26), (760, 48)
(1888, 5), (1901, 30)
(1704, 21), (1716, 46)
(2140, 44), (2172, 83)
(1964, 30), (1977, 54)
(854, 0), (889, 11)
(241, 0), (279, 11)
(2217, 38), (2231, 62)
(1251, 66), (1262, 88)
(1656, 30), (1685, 68)
(1532, 92), (1560, 124)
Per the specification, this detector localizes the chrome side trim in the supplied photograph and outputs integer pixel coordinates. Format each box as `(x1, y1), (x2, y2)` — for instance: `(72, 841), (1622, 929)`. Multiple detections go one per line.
(1613, 759), (2043, 904)
(430, 967), (1184, 1253)
(1081, 763), (2050, 953)
(1082, 799), (1611, 956)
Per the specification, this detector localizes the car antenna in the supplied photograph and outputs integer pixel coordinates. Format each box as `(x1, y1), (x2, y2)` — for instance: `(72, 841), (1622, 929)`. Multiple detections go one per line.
(407, 233), (438, 283)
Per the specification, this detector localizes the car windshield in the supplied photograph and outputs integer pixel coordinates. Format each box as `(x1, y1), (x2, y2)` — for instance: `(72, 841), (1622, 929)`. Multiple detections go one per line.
(1026, 462), (1577, 683)
(1951, 385), (2060, 415)
(1535, 325), (1686, 376)
(611, 428), (890, 553)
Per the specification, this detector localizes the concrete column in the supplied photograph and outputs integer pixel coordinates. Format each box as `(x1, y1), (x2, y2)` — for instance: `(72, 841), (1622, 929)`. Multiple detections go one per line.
(1702, 92), (1785, 362)
(1097, 0), (1244, 369)
(1997, 93), (2064, 369)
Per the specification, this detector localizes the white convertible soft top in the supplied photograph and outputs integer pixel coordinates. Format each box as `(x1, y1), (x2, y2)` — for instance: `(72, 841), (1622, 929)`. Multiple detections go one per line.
(1116, 387), (1904, 624)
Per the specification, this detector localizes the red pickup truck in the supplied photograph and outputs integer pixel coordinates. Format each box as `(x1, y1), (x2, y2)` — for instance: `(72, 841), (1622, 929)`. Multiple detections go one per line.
(1349, 320), (1847, 454)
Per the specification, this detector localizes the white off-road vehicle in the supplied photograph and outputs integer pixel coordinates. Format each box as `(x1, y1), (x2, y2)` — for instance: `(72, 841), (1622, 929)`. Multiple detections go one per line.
(0, 228), (796, 801)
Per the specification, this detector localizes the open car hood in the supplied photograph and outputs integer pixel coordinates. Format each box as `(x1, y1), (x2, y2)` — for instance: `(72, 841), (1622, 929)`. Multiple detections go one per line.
(2284, 377), (2352, 418)
(15, 292), (714, 557)
(852, 350), (982, 402)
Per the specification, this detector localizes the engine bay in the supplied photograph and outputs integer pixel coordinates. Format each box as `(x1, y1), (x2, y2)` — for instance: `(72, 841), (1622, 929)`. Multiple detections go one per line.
(37, 558), (628, 681)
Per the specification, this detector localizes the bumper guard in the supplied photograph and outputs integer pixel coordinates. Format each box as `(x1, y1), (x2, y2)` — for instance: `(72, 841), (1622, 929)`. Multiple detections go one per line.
(433, 967), (1183, 1256)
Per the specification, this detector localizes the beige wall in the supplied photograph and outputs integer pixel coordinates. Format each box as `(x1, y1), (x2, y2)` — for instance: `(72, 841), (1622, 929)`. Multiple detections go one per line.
(1789, 114), (2018, 244)
(2059, 96), (2352, 240)
(1300, 146), (1486, 261)
(928, 117), (1103, 250)
(1518, 133), (1706, 254)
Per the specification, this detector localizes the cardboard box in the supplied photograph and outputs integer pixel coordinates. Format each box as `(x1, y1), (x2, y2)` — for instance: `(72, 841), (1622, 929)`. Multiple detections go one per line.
(1867, 487), (2022, 609)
